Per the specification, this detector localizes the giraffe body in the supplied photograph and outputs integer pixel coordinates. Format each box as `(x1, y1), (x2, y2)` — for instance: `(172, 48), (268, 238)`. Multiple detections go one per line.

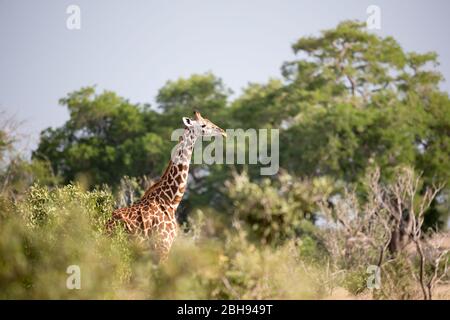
(107, 111), (226, 261)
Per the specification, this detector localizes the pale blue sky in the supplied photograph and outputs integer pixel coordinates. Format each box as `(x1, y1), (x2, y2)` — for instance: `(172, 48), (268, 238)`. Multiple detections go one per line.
(1, 0), (450, 153)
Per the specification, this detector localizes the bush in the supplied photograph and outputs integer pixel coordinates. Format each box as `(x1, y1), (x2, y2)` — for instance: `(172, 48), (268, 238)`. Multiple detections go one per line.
(317, 167), (449, 299)
(0, 184), (135, 299)
(224, 171), (335, 245)
(0, 183), (325, 299)
(0, 171), (446, 299)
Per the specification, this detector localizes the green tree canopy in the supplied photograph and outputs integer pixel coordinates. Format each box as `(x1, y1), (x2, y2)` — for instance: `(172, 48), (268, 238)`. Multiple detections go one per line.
(278, 21), (449, 186)
(33, 87), (166, 187)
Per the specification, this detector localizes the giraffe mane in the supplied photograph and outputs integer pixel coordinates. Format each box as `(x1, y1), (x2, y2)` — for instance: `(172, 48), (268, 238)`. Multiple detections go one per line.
(142, 160), (174, 198)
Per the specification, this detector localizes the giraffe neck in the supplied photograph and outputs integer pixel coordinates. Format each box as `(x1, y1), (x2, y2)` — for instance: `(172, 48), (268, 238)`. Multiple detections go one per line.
(172, 128), (197, 167)
(142, 128), (198, 208)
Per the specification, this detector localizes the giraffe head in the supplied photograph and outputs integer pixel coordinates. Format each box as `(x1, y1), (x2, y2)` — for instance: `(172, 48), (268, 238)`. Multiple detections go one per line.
(182, 111), (227, 138)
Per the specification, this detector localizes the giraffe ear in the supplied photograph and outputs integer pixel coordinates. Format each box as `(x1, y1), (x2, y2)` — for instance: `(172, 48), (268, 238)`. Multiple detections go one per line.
(193, 110), (203, 120)
(182, 117), (193, 127)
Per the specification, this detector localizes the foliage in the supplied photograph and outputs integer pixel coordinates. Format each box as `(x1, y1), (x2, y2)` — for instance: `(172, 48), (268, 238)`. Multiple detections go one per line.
(1, 20), (449, 299)
(0, 158), (60, 198)
(33, 87), (167, 188)
(0, 169), (448, 299)
(32, 20), (450, 227)
(0, 184), (135, 299)
(0, 184), (325, 299)
(318, 166), (449, 299)
(224, 170), (335, 245)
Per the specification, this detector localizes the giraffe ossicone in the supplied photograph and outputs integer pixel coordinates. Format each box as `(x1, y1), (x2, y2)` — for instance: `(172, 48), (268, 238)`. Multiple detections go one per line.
(106, 111), (226, 262)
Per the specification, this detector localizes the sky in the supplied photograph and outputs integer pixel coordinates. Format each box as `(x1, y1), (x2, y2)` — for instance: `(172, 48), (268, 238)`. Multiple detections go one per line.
(1, 0), (450, 154)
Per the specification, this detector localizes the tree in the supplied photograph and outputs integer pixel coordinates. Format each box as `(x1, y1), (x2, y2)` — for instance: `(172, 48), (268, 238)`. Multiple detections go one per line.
(230, 79), (287, 129)
(0, 112), (58, 198)
(33, 87), (167, 188)
(275, 21), (450, 227)
(157, 73), (231, 130)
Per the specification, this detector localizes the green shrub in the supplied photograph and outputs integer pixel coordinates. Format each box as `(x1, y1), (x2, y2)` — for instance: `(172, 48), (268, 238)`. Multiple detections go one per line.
(224, 171), (335, 246)
(0, 183), (326, 299)
(0, 184), (135, 299)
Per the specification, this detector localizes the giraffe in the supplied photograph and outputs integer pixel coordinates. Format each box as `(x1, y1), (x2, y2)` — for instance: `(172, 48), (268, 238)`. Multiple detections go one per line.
(106, 111), (226, 261)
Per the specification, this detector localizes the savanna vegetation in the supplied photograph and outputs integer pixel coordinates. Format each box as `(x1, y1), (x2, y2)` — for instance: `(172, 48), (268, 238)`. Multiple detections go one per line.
(0, 21), (449, 299)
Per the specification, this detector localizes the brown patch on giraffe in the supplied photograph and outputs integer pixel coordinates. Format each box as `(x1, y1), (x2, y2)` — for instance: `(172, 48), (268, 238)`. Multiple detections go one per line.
(164, 190), (173, 199)
(160, 193), (170, 204)
(170, 184), (178, 195)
